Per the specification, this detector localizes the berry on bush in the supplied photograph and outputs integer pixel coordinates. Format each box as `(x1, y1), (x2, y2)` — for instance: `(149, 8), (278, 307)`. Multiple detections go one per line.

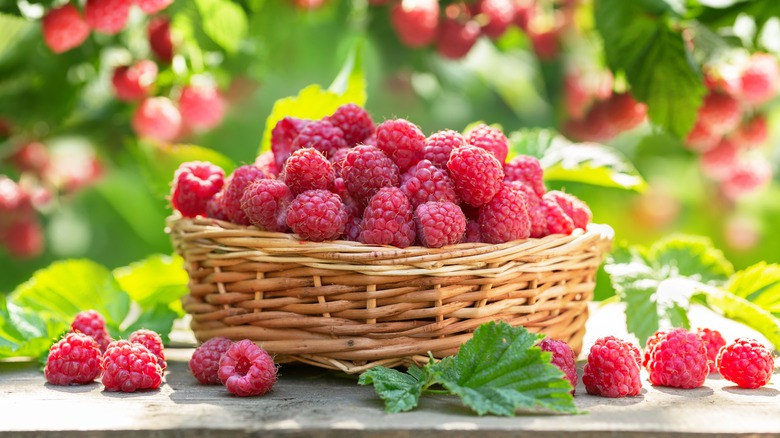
(136, 0), (174, 14)
(84, 0), (131, 35)
(464, 123), (509, 163)
(739, 53), (779, 105)
(190, 337), (234, 385)
(732, 114), (768, 149)
(685, 121), (720, 153)
(391, 0), (439, 48)
(218, 339), (277, 397)
(111, 60), (158, 102)
(132, 97), (182, 142)
(102, 340), (163, 392)
(583, 336), (642, 398)
(414, 201), (466, 248)
(44, 333), (102, 385)
(148, 16), (174, 63)
(286, 189), (346, 242)
(538, 338), (577, 394)
(2, 219), (44, 259)
(716, 338), (775, 389)
(241, 179), (293, 232)
(179, 83), (227, 132)
(447, 145), (504, 207)
(699, 138), (739, 181)
(646, 328), (708, 389)
(696, 91), (742, 136)
(721, 156), (772, 200)
(437, 14), (480, 60)
(42, 4), (90, 54)
(473, 0), (515, 40)
(71, 310), (112, 353)
(171, 161), (225, 218)
(360, 187), (416, 247)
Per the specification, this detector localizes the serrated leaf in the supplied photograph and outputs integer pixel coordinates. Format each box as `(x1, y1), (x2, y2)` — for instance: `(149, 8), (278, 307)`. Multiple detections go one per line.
(195, 0), (248, 53)
(701, 288), (780, 351)
(648, 235), (733, 283)
(727, 262), (780, 315)
(0, 304), (68, 360)
(358, 365), (425, 413)
(695, 0), (780, 30)
(113, 254), (188, 316)
(120, 303), (180, 344)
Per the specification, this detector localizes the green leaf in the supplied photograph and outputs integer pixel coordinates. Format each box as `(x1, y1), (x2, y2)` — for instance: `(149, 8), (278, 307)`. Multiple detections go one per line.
(358, 365), (426, 413)
(695, 0), (780, 30)
(701, 288), (780, 351)
(0, 13), (30, 58)
(194, 0), (248, 53)
(0, 304), (68, 360)
(121, 304), (180, 344)
(648, 235), (733, 283)
(113, 254), (188, 316)
(727, 262), (780, 316)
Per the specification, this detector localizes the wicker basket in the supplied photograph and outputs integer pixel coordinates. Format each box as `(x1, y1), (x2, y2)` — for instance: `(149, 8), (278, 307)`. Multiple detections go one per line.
(168, 216), (613, 374)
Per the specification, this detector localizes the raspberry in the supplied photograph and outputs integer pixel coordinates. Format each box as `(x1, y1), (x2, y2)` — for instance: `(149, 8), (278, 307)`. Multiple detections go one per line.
(642, 329), (671, 369)
(704, 66), (742, 96)
(222, 165), (268, 225)
(529, 27), (560, 61)
(563, 103), (619, 143)
(604, 93), (647, 131)
(171, 161), (225, 218)
(700, 138), (739, 181)
(148, 16), (174, 63)
(462, 220), (482, 243)
(697, 91), (741, 135)
(538, 338), (577, 395)
(464, 123), (509, 163)
(102, 340), (163, 392)
(42, 4), (90, 54)
(360, 187), (416, 248)
(721, 156), (772, 200)
(401, 159), (459, 209)
(8, 142), (50, 175)
(2, 219), (44, 259)
(646, 328), (708, 389)
(0, 176), (27, 215)
(544, 191), (591, 230)
(424, 130), (466, 168)
(414, 201), (466, 248)
(286, 190), (346, 242)
(132, 97), (182, 142)
(327, 103), (375, 147)
(391, 0), (439, 48)
(513, 0), (534, 31)
(473, 0), (515, 39)
(448, 145), (504, 207)
(281, 148), (335, 195)
(685, 121), (720, 153)
(716, 338), (775, 389)
(740, 53), (779, 105)
(254, 150), (278, 177)
(508, 182), (545, 238)
(271, 116), (309, 171)
(540, 198), (574, 236)
(375, 119), (425, 172)
(44, 333), (102, 385)
(563, 74), (592, 120)
(240, 179), (292, 232)
(583, 336), (642, 398)
(478, 183), (531, 244)
(343, 213), (362, 242)
(696, 328), (726, 374)
(129, 329), (167, 371)
(329, 147), (350, 178)
(136, 0), (173, 14)
(190, 337), (233, 385)
(291, 120), (347, 159)
(437, 15), (480, 60)
(179, 83), (227, 132)
(218, 339), (277, 397)
(84, 0), (131, 34)
(206, 191), (229, 221)
(342, 145), (401, 206)
(732, 115), (768, 149)
(503, 155), (546, 197)
(111, 60), (158, 102)
(71, 310), (112, 353)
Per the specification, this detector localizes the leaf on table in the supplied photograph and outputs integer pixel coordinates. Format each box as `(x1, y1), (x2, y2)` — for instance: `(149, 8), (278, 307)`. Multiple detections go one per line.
(358, 365), (426, 413)
(0, 303), (68, 360)
(114, 254), (188, 316)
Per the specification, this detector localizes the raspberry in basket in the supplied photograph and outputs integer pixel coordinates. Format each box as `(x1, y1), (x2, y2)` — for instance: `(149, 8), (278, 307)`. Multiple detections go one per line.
(129, 329), (167, 371)
(478, 183), (531, 244)
(255, 151), (278, 177)
(508, 182), (545, 238)
(218, 339), (277, 397)
(291, 120), (347, 159)
(423, 129), (466, 168)
(71, 310), (112, 353)
(327, 103), (375, 147)
(102, 340), (163, 392)
(539, 198), (574, 236)
(360, 187), (416, 248)
(464, 123), (509, 163)
(538, 338), (578, 394)
(696, 327), (726, 373)
(544, 190), (592, 230)
(205, 191), (229, 221)
(190, 337), (234, 385)
(414, 201), (466, 248)
(171, 161), (225, 218)
(44, 333), (102, 385)
(462, 220), (482, 243)
(375, 118), (426, 172)
(271, 116), (309, 171)
(342, 145), (401, 206)
(447, 144), (504, 207)
(401, 159), (459, 209)
(646, 328), (708, 389)
(281, 148), (335, 195)
(241, 179), (293, 232)
(286, 189), (346, 242)
(504, 155), (546, 197)
(223, 164), (268, 225)
(583, 336), (642, 398)
(717, 338), (775, 389)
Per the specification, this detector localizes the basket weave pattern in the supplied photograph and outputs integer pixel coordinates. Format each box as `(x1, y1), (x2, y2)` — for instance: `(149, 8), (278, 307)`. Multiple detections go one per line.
(169, 216), (613, 374)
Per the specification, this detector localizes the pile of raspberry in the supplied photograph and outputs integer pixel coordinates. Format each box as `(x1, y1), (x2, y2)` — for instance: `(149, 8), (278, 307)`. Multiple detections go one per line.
(170, 103), (594, 249)
(189, 337), (277, 397)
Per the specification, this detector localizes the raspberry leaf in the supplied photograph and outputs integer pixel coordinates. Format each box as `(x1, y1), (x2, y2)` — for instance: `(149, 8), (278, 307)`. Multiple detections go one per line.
(194, 0), (248, 54)
(699, 288), (780, 351)
(358, 364), (427, 413)
(114, 254), (188, 316)
(726, 262), (780, 315)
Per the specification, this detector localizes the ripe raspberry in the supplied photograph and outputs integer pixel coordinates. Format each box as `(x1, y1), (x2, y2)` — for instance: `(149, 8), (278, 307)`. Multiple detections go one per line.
(685, 121), (720, 153)
(129, 329), (167, 371)
(507, 182), (545, 238)
(696, 328), (726, 374)
(136, 0), (174, 14)
(71, 310), (112, 353)
(732, 115), (768, 149)
(642, 329), (671, 369)
(424, 130), (466, 168)
(704, 66), (742, 96)
(111, 60), (158, 102)
(206, 191), (228, 221)
(464, 123), (509, 163)
(478, 184), (530, 244)
(462, 220), (482, 243)
(343, 213), (362, 242)
(271, 116), (309, 171)
(254, 150), (278, 177)
(391, 0), (439, 48)
(0, 176), (27, 215)
(604, 93), (647, 131)
(447, 145), (504, 207)
(437, 15), (480, 60)
(563, 74), (592, 120)
(697, 91), (742, 136)
(513, 0), (533, 30)
(700, 138), (739, 181)
(401, 159), (459, 209)
(740, 53), (779, 105)
(170, 161), (225, 218)
(84, 0), (131, 34)
(132, 97), (182, 142)
(44, 333), (102, 385)
(716, 338), (775, 389)
(646, 328), (708, 389)
(190, 337), (233, 385)
(360, 187), (416, 248)
(2, 218), (44, 259)
(102, 340), (163, 392)
(240, 179), (292, 232)
(179, 83), (227, 132)
(281, 148), (335, 195)
(148, 16), (174, 63)
(342, 145), (401, 206)
(218, 339), (277, 397)
(42, 4), (90, 54)
(291, 120), (347, 159)
(473, 0), (515, 39)
(375, 119), (425, 172)
(329, 147), (350, 178)
(538, 338), (577, 395)
(544, 191), (591, 230)
(223, 165), (268, 225)
(286, 190), (346, 242)
(8, 142), (50, 175)
(540, 198), (574, 236)
(583, 336), (642, 398)
(563, 104), (619, 143)
(721, 156), (772, 200)
(529, 27), (560, 61)
(414, 201), (466, 248)
(327, 103), (375, 146)
(503, 155), (546, 197)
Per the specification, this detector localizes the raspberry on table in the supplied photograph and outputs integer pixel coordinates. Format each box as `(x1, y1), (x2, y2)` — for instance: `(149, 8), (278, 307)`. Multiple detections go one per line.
(271, 116), (310, 171)
(102, 340), (163, 392)
(414, 201), (466, 248)
(740, 53), (779, 105)
(148, 16), (174, 63)
(464, 123), (509, 163)
(223, 165), (268, 225)
(205, 191), (229, 222)
(292, 120), (348, 159)
(111, 60), (158, 102)
(583, 336), (642, 398)
(44, 333), (102, 386)
(646, 328), (708, 389)
(281, 148), (335, 195)
(327, 103), (375, 147)
(539, 198), (575, 236)
(375, 119), (426, 172)
(178, 83), (227, 132)
(478, 183), (531, 244)
(132, 97), (182, 142)
(42, 4), (90, 54)
(190, 337), (233, 385)
(254, 151), (279, 177)
(129, 329), (167, 371)
(473, 0), (515, 40)
(359, 187), (416, 248)
(538, 338), (578, 395)
(171, 161), (225, 218)
(84, 0), (131, 34)
(642, 329), (671, 369)
(286, 190), (346, 242)
(218, 339), (277, 397)
(390, 0), (439, 48)
(401, 159), (459, 209)
(71, 310), (112, 353)
(716, 338), (775, 389)
(544, 190), (592, 230)
(437, 14), (480, 60)
(424, 130), (466, 168)
(136, 0), (173, 13)
(696, 91), (742, 136)
(447, 145), (504, 207)
(241, 179), (293, 232)
(696, 328), (726, 374)
(504, 155), (546, 197)
(342, 145), (401, 206)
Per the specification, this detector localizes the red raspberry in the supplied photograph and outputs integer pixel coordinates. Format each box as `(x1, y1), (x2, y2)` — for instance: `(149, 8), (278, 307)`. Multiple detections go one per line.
(2, 218), (44, 259)
(448, 145), (504, 207)
(0, 176), (27, 215)
(721, 156), (772, 200)
(343, 212), (362, 242)
(223, 165), (268, 225)
(513, 0), (533, 31)
(732, 115), (768, 149)
(704, 66), (742, 96)
(437, 15), (480, 60)
(478, 183), (531, 244)
(507, 182), (544, 238)
(401, 159), (459, 209)
(42, 4), (90, 54)
(696, 328), (726, 374)
(329, 147), (350, 178)
(271, 116), (309, 171)
(179, 83), (227, 132)
(646, 328), (708, 389)
(136, 0), (173, 14)
(503, 155), (546, 197)
(462, 220), (482, 243)
(44, 333), (102, 385)
(360, 187), (416, 248)
(685, 121), (720, 153)
(170, 161), (225, 218)
(148, 16), (174, 63)
(563, 104), (619, 143)
(583, 336), (642, 398)
(642, 329), (671, 369)
(291, 120), (347, 159)
(254, 151), (278, 177)
(473, 0), (515, 39)
(375, 119), (425, 172)
(604, 93), (647, 131)
(286, 190), (346, 242)
(540, 198), (574, 236)
(391, 0), (439, 48)
(424, 130), (466, 168)
(281, 148), (335, 195)
(740, 53), (779, 105)
(132, 97), (182, 142)
(697, 91), (741, 135)
(71, 310), (112, 353)
(700, 138), (739, 181)
(529, 27), (560, 61)
(716, 338), (775, 389)
(205, 191), (228, 221)
(84, 0), (131, 34)
(327, 103), (375, 147)
(544, 190), (591, 230)
(414, 201), (466, 248)
(129, 329), (167, 371)
(111, 60), (158, 102)
(342, 145), (401, 206)
(218, 339), (277, 397)
(240, 179), (292, 232)
(465, 123), (509, 163)
(102, 340), (163, 392)
(538, 338), (577, 395)
(8, 142), (50, 175)
(190, 337), (233, 385)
